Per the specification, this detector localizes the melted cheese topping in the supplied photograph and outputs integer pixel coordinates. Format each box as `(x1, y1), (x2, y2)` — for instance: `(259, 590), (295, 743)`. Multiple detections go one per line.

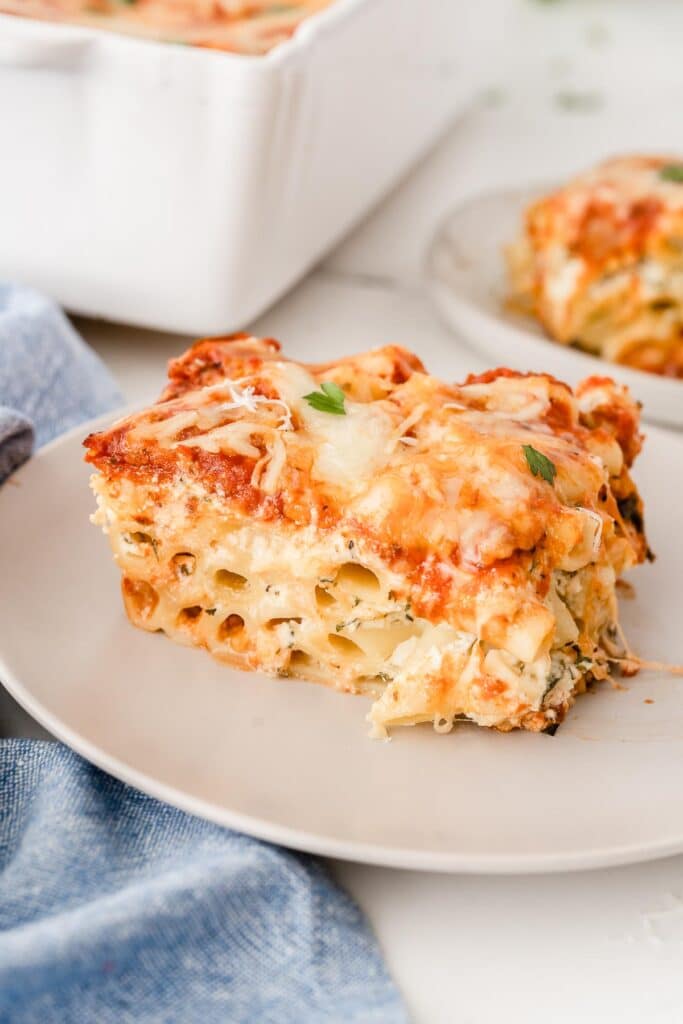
(85, 335), (649, 736)
(273, 362), (397, 492)
(507, 154), (683, 378)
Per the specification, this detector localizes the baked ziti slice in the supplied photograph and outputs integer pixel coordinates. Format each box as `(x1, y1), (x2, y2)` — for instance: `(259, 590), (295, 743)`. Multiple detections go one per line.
(84, 336), (649, 736)
(507, 154), (683, 377)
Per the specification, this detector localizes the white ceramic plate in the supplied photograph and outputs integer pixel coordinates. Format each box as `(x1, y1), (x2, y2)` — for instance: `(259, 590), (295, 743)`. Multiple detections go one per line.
(427, 186), (683, 430)
(1, 415), (683, 874)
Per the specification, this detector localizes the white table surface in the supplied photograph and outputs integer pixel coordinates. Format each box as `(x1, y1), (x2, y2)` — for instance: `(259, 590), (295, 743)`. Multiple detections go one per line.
(5, 2), (683, 1019)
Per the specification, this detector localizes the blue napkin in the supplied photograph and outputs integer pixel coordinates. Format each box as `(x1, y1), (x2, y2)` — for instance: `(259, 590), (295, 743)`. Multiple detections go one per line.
(0, 284), (408, 1024)
(0, 741), (404, 1024)
(0, 282), (122, 480)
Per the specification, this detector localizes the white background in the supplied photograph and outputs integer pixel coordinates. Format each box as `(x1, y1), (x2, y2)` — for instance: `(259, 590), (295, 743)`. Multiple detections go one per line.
(5, 1), (683, 1019)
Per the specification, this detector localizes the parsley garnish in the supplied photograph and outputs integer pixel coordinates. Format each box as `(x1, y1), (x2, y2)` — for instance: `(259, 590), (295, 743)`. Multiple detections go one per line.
(303, 381), (346, 415)
(523, 444), (557, 485)
(660, 164), (683, 183)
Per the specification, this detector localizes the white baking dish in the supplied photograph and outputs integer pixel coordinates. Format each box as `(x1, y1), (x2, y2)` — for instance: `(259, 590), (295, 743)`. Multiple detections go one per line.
(0, 1), (492, 334)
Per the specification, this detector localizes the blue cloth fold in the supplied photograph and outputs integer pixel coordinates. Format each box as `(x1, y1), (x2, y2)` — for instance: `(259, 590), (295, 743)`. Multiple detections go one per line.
(0, 741), (405, 1024)
(0, 405), (33, 483)
(0, 284), (407, 1023)
(0, 282), (123, 483)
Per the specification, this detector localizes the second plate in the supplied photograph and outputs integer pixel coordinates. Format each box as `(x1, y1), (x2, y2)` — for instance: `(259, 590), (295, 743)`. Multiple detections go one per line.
(427, 186), (683, 430)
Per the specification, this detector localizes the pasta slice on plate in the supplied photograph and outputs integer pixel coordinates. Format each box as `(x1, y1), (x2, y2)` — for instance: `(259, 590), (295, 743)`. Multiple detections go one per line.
(84, 335), (649, 736)
(507, 154), (683, 378)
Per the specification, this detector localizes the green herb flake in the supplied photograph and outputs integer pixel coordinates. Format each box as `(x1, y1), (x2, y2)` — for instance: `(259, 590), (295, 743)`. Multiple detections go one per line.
(660, 164), (683, 183)
(336, 618), (360, 634)
(303, 381), (346, 416)
(523, 444), (557, 486)
(554, 90), (602, 113)
(258, 3), (298, 14)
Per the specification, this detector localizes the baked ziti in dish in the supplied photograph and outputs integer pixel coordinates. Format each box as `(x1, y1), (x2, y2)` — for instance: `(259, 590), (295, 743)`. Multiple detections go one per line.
(85, 336), (649, 737)
(507, 155), (683, 378)
(0, 1), (333, 54)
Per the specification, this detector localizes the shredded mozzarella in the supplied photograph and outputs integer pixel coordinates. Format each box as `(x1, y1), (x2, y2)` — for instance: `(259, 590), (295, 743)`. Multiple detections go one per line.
(252, 434), (287, 495)
(580, 507), (605, 557)
(203, 379), (293, 431)
(174, 420), (260, 457)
